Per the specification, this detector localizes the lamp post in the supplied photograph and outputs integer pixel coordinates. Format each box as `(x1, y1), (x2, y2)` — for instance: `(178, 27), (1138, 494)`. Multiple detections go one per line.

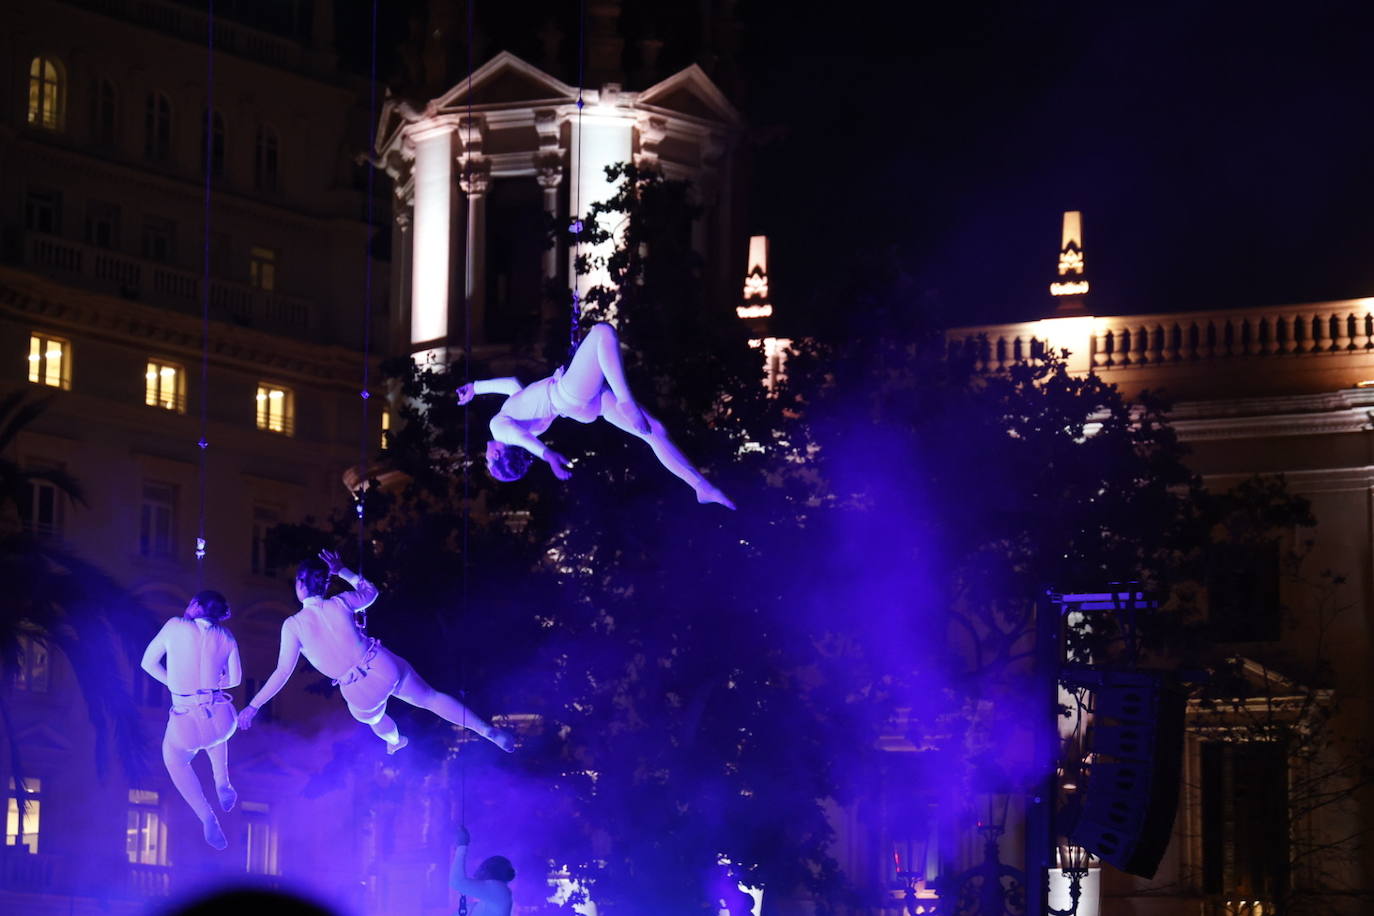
(935, 794), (1027, 916)
(1047, 843), (1090, 916)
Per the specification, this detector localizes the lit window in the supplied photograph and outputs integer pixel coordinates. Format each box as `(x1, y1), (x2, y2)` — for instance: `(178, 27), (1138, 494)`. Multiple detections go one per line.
(27, 333), (70, 389)
(13, 638), (50, 693)
(249, 247), (276, 291)
(144, 92), (172, 161)
(202, 109), (226, 178)
(242, 801), (279, 874)
(92, 77), (118, 144)
(139, 482), (177, 560)
(254, 127), (279, 191)
(251, 505), (280, 577)
(144, 359), (185, 412)
(6, 778), (42, 854)
(27, 57), (63, 130)
(126, 789), (167, 865)
(24, 188), (62, 235)
(380, 409), (391, 450)
(255, 384), (293, 435)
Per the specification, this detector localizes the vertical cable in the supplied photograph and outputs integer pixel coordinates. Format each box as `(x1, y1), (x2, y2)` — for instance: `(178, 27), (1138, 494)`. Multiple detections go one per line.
(195, 1), (215, 578)
(570, 0), (587, 360)
(355, 0), (380, 588)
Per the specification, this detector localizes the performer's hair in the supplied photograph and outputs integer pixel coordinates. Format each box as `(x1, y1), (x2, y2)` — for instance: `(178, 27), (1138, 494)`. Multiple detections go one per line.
(474, 855), (515, 883)
(296, 557), (332, 598)
(192, 590), (231, 621)
(486, 442), (534, 482)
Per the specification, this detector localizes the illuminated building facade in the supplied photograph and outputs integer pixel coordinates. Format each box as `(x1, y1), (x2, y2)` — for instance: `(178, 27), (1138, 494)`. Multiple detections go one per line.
(944, 217), (1374, 915)
(371, 50), (743, 367)
(0, 1), (422, 912)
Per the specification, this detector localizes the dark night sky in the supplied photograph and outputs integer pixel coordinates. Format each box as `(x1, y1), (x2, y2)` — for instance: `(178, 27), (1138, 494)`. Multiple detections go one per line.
(333, 0), (1374, 330)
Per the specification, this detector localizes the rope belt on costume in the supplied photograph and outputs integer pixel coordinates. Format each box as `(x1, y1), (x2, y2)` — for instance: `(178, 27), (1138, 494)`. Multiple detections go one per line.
(332, 637), (381, 687)
(170, 688), (231, 717)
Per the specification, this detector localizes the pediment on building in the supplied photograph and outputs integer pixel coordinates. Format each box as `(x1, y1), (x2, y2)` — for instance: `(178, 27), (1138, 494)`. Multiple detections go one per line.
(435, 51), (577, 111)
(1187, 656), (1330, 728)
(637, 65), (742, 127)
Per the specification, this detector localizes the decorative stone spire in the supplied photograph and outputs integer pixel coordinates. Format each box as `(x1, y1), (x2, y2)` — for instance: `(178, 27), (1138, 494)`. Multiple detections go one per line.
(1050, 210), (1089, 312)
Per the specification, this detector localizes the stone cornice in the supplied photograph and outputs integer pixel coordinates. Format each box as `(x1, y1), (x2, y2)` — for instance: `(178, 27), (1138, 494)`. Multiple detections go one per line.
(1169, 389), (1374, 441)
(0, 269), (363, 388)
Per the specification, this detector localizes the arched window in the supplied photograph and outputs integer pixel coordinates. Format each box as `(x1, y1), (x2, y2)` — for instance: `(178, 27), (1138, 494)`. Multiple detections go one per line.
(27, 56), (65, 130)
(202, 109), (226, 178)
(144, 91), (172, 161)
(91, 77), (118, 145)
(254, 126), (279, 191)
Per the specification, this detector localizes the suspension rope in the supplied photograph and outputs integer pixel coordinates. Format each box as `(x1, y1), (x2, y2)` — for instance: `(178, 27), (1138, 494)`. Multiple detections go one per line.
(354, 0), (380, 605)
(569, 0), (587, 360)
(195, 1), (216, 576)
(458, 7), (476, 915)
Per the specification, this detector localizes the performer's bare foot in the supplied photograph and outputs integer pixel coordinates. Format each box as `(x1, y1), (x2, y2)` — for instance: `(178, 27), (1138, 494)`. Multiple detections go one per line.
(203, 816), (228, 851)
(217, 783), (237, 812)
(386, 735), (408, 755)
(487, 728), (516, 753)
(696, 483), (736, 510)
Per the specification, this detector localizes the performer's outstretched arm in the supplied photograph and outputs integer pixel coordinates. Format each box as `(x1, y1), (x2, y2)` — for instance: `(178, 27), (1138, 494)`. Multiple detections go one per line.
(238, 621), (301, 729)
(490, 416), (573, 479)
(457, 378), (522, 403)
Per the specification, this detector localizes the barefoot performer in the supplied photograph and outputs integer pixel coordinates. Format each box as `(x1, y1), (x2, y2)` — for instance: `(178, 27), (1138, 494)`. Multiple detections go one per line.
(457, 321), (735, 508)
(238, 549), (514, 754)
(140, 591), (241, 850)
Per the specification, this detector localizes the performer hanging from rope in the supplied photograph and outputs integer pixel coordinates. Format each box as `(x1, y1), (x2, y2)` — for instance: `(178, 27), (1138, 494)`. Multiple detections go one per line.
(457, 322), (736, 508)
(450, 825), (514, 916)
(140, 591), (241, 850)
(237, 549), (515, 754)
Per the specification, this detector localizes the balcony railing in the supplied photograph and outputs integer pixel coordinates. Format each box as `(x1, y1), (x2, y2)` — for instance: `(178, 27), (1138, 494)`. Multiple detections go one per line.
(948, 299), (1374, 375)
(18, 232), (315, 336)
(0, 848), (57, 893)
(127, 863), (171, 897)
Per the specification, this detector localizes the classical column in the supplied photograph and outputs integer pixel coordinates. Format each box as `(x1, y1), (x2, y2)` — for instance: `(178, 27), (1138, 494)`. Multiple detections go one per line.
(408, 122), (456, 349)
(460, 158), (490, 348)
(390, 208), (412, 350)
(536, 159), (564, 281)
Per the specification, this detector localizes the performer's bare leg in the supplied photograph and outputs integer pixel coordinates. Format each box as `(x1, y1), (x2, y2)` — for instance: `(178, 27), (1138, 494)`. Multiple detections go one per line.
(562, 323), (649, 432)
(392, 666), (514, 752)
(162, 739), (226, 850)
(602, 395), (735, 508)
(206, 741), (236, 812)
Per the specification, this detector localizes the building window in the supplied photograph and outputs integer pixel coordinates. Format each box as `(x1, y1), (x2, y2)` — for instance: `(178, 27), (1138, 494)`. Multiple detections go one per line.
(27, 333), (70, 390)
(144, 359), (185, 412)
(1202, 740), (1288, 901)
(86, 200), (121, 250)
(202, 109), (226, 178)
(250, 505), (279, 577)
(92, 77), (118, 145)
(144, 92), (172, 161)
(254, 126), (279, 191)
(27, 57), (64, 130)
(139, 482), (177, 560)
(24, 188), (62, 235)
(255, 384), (293, 435)
(141, 218), (176, 263)
(380, 409), (391, 450)
(126, 789), (167, 866)
(249, 246), (276, 291)
(5, 778), (42, 854)
(13, 638), (50, 693)
(23, 472), (65, 539)
(1206, 541), (1281, 642)
(242, 801), (279, 874)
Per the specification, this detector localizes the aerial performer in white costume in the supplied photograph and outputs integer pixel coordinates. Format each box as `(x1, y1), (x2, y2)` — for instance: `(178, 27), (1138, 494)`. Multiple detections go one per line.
(450, 826), (514, 916)
(237, 549), (514, 755)
(457, 321), (736, 509)
(140, 590), (241, 850)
